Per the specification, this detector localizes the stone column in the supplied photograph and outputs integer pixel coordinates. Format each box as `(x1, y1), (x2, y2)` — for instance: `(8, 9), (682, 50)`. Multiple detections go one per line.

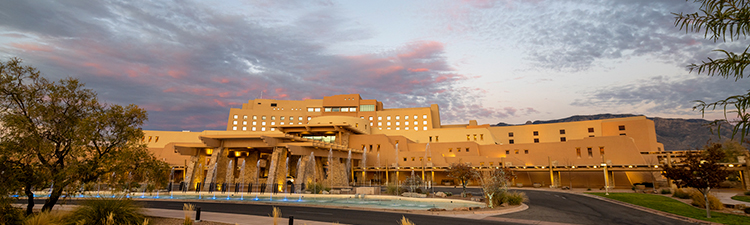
(183, 156), (198, 191)
(295, 155), (309, 193)
(242, 153), (260, 189)
(203, 147), (226, 191)
(265, 147), (287, 192)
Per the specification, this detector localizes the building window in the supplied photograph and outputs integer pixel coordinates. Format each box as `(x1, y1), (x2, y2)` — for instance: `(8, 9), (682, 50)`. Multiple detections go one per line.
(262, 127), (266, 131)
(387, 116), (391, 120)
(599, 147), (605, 157)
(589, 135), (595, 137)
(413, 115), (418, 119)
(403, 157), (407, 162)
(423, 121), (427, 125)
(308, 107), (314, 112)
(457, 148), (461, 152)
(369, 116), (373, 120)
(290, 116), (294, 120)
(378, 116), (382, 120)
(396, 116), (400, 120)
(325, 107), (332, 112)
(342, 107), (349, 112)
(233, 114), (238, 119)
(253, 115), (257, 120)
(360, 105), (375, 111)
(587, 147), (593, 158)
(271, 103), (277, 107)
(387, 122), (391, 126)
(378, 122), (382, 126)
(508, 132), (514, 137)
(307, 116), (311, 121)
(423, 114), (427, 119)
(252, 121), (257, 125)
(466, 148), (470, 152)
(448, 148), (452, 152)
(233, 121), (238, 125)
(515, 149), (519, 154)
(411, 157), (415, 161)
(618, 125), (625, 131)
(232, 126), (237, 130)
(242, 127), (247, 131)
(280, 116), (285, 120)
(395, 127), (400, 130)
(559, 129), (565, 134)
(280, 122), (285, 125)
(271, 116), (275, 120)
(480, 134), (484, 140)
(576, 147), (581, 158)
(396, 122), (400, 126)
(299, 116), (303, 121)
(271, 122), (275, 125)
(405, 121), (409, 125)
(243, 121), (247, 125)
(423, 126), (427, 130)
(480, 162), (484, 166)
(509, 139), (514, 144)
(262, 116), (266, 120)
(524, 149), (529, 154)
(466, 135), (470, 141)
(429, 136), (432, 142)
(435, 136), (438, 141)
(560, 137), (566, 142)
(262, 122), (266, 126)
(619, 133), (626, 136)
(243, 115), (247, 119)
(533, 131), (539, 136)
(588, 127), (594, 133)
(534, 138), (539, 143)
(252, 127), (257, 131)
(506, 150), (510, 154)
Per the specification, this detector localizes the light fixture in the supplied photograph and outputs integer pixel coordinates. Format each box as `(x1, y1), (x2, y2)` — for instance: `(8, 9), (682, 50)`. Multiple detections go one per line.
(206, 149), (213, 155)
(234, 151), (241, 157)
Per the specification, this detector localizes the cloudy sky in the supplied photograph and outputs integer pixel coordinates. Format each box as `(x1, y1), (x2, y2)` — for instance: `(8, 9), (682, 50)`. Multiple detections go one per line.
(1, 0), (748, 131)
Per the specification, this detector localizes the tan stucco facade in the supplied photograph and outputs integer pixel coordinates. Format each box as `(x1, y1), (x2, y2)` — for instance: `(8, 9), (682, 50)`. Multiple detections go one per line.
(145, 94), (684, 190)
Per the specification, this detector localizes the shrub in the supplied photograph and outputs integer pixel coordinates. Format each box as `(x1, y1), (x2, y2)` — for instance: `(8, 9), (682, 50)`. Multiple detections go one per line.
(673, 188), (692, 199)
(23, 211), (68, 225)
(505, 191), (527, 205)
(306, 182), (326, 194)
(182, 203), (194, 225)
(690, 191), (724, 210)
(68, 197), (145, 225)
(399, 216), (415, 225)
(488, 190), (507, 207)
(660, 189), (671, 194)
(0, 203), (25, 225)
(386, 183), (406, 195)
(445, 192), (453, 196)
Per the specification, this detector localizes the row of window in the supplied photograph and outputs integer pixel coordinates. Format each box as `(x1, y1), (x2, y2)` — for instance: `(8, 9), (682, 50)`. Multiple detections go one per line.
(324, 107), (357, 112)
(505, 149), (529, 154)
(378, 126), (428, 131)
(232, 121), (306, 126)
(402, 156), (432, 162)
(466, 134), (485, 141)
(575, 147), (605, 158)
(143, 136), (159, 143)
(233, 115), (312, 121)
(376, 121), (428, 126)
(379, 115), (427, 120)
(232, 126), (282, 131)
(447, 147), (470, 153)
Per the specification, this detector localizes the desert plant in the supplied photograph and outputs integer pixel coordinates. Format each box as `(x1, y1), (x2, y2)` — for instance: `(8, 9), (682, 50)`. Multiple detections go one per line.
(445, 192), (452, 196)
(67, 197), (145, 225)
(673, 188), (692, 199)
(489, 190), (507, 207)
(182, 203), (194, 225)
(505, 191), (527, 205)
(23, 211), (68, 225)
(386, 183), (404, 195)
(399, 216), (415, 225)
(270, 207), (281, 225)
(660, 189), (671, 194)
(307, 182), (326, 194)
(690, 191), (724, 210)
(0, 203), (25, 225)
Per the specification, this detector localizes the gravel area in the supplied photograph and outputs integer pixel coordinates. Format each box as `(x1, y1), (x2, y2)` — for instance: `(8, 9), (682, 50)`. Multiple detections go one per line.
(146, 216), (234, 225)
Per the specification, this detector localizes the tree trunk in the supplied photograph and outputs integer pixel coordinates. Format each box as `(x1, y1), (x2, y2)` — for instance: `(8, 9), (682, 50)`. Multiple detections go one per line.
(704, 188), (711, 218)
(41, 186), (65, 212)
(24, 182), (34, 215)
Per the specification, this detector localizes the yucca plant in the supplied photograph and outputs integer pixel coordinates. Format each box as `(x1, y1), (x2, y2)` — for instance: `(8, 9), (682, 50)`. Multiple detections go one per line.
(182, 203), (194, 225)
(270, 207), (281, 225)
(67, 197), (145, 225)
(399, 216), (415, 225)
(23, 211), (68, 225)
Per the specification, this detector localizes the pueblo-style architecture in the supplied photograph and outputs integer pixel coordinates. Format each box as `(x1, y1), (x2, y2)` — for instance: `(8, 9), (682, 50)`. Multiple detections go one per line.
(145, 94), (684, 192)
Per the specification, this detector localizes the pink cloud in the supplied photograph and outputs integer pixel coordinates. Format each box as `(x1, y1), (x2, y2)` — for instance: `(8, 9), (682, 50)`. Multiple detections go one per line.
(10, 42), (53, 52)
(408, 68), (429, 72)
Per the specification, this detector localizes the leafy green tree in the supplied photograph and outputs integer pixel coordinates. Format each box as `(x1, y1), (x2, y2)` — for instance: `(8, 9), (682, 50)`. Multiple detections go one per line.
(675, 0), (750, 143)
(662, 143), (729, 218)
(447, 162), (474, 196)
(0, 58), (165, 213)
(719, 139), (747, 162)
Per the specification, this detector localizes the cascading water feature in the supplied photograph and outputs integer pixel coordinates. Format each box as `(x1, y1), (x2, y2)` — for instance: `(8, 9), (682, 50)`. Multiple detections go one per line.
(362, 146), (367, 185)
(225, 159), (234, 199)
(395, 143), (399, 185)
(211, 163), (218, 199)
(328, 148), (333, 189)
(346, 150), (351, 185)
(376, 151), (380, 185)
(238, 159), (246, 200)
(168, 167), (175, 196)
(424, 143), (431, 189)
(284, 156), (289, 194)
(255, 160), (260, 187)
(126, 172), (133, 198)
(47, 182), (53, 197)
(309, 152), (316, 194)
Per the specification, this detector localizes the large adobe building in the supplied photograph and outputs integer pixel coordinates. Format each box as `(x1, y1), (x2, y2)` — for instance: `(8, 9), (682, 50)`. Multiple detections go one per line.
(145, 94), (669, 191)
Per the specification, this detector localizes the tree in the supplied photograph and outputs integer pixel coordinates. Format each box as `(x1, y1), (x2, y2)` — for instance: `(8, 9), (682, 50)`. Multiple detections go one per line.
(447, 163), (474, 196)
(675, 0), (750, 143)
(472, 168), (515, 208)
(662, 143), (729, 218)
(0, 58), (166, 213)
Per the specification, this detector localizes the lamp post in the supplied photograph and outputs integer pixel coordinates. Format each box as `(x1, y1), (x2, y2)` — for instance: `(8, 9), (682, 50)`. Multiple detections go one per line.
(601, 163), (609, 195)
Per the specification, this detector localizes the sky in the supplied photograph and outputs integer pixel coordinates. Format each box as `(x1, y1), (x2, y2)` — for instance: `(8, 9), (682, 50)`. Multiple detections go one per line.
(0, 0), (748, 131)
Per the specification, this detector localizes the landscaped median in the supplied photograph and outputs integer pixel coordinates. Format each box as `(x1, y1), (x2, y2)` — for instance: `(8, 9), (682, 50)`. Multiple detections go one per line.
(588, 193), (748, 225)
(732, 195), (750, 203)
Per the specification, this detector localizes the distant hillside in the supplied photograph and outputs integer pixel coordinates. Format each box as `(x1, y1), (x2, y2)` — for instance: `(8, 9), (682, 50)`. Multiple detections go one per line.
(493, 114), (733, 150)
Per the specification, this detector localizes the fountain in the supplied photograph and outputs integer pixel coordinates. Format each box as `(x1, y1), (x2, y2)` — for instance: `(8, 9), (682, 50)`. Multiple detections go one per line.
(361, 146), (367, 185)
(395, 143), (399, 185)
(309, 152), (316, 193)
(346, 150), (351, 185)
(168, 167), (175, 192)
(211, 163), (218, 199)
(225, 159), (234, 192)
(47, 182), (53, 197)
(328, 148), (333, 189)
(238, 159), (246, 200)
(255, 160), (261, 188)
(424, 143), (431, 187)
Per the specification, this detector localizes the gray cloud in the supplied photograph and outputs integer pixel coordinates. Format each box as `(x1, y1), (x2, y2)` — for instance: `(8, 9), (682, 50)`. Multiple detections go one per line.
(0, 0), (509, 130)
(572, 75), (750, 115)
